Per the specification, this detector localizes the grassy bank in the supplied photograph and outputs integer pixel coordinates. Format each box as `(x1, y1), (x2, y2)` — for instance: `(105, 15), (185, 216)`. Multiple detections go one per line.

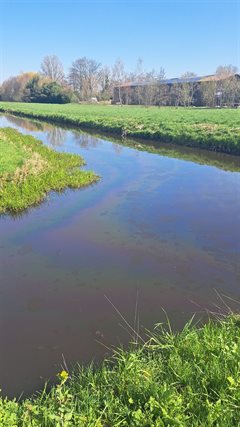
(0, 128), (98, 213)
(0, 103), (240, 154)
(4, 113), (240, 173)
(1, 316), (240, 426)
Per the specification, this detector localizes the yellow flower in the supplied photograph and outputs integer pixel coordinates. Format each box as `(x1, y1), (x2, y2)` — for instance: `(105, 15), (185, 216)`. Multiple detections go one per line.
(59, 370), (69, 381)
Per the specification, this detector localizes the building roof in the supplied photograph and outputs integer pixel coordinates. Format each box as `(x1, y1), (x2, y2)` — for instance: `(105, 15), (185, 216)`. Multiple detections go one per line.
(116, 74), (240, 88)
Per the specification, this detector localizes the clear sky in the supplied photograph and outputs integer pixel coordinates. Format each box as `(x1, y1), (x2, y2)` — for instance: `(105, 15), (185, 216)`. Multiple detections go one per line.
(0, 0), (239, 82)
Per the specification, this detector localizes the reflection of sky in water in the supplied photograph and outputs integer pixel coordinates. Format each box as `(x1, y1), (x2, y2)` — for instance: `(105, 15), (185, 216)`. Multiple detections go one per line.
(0, 114), (240, 397)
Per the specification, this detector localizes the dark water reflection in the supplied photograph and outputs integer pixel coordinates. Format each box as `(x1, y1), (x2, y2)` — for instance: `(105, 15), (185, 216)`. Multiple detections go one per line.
(0, 114), (240, 398)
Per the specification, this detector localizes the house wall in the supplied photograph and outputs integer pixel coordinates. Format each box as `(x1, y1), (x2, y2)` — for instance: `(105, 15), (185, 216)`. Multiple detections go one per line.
(112, 75), (240, 107)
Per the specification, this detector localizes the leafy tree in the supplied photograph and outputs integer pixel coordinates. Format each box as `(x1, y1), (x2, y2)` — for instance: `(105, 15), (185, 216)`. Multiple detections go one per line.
(24, 77), (72, 103)
(0, 72), (38, 101)
(24, 75), (42, 102)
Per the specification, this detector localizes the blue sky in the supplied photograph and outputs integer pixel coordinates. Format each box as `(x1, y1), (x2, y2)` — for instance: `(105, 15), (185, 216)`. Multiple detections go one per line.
(0, 0), (239, 82)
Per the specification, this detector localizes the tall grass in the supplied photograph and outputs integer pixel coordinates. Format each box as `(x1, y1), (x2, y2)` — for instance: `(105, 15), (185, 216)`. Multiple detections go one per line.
(0, 128), (99, 213)
(1, 316), (240, 426)
(0, 102), (240, 154)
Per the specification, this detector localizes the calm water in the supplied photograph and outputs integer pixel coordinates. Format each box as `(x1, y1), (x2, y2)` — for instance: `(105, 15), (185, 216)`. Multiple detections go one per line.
(0, 114), (240, 397)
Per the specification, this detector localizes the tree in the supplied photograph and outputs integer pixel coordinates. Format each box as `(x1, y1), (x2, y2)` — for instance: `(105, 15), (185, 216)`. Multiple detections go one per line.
(0, 72), (38, 101)
(24, 75), (42, 102)
(200, 65), (239, 107)
(143, 70), (157, 106)
(0, 76), (21, 101)
(40, 55), (65, 84)
(24, 76), (72, 103)
(215, 64), (238, 77)
(154, 67), (167, 106)
(178, 72), (197, 106)
(40, 81), (72, 103)
(215, 65), (239, 107)
(69, 57), (101, 100)
(201, 78), (218, 107)
(112, 59), (126, 104)
(132, 58), (145, 105)
(98, 66), (112, 101)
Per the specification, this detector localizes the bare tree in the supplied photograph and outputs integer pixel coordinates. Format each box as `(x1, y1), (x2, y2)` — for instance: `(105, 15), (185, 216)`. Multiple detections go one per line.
(128, 60), (166, 106)
(178, 72), (197, 106)
(215, 64), (238, 77)
(154, 67), (167, 106)
(169, 82), (180, 106)
(215, 65), (239, 107)
(201, 78), (218, 107)
(69, 57), (101, 100)
(132, 57), (145, 105)
(98, 66), (112, 100)
(40, 55), (65, 84)
(143, 70), (157, 106)
(200, 65), (239, 108)
(112, 59), (126, 104)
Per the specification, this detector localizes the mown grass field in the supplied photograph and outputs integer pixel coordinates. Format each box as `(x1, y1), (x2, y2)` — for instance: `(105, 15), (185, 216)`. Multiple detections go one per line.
(0, 128), (98, 213)
(1, 316), (240, 427)
(0, 102), (240, 154)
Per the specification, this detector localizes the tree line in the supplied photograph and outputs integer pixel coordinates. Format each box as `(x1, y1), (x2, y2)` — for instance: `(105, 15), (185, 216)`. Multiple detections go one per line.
(0, 55), (239, 107)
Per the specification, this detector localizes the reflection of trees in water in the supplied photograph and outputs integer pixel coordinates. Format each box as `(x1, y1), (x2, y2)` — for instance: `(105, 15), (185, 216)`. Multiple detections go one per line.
(5, 115), (44, 131)
(72, 130), (102, 149)
(112, 142), (123, 155)
(73, 129), (123, 154)
(6, 115), (67, 147)
(5, 115), (240, 172)
(6, 115), (121, 153)
(46, 128), (67, 147)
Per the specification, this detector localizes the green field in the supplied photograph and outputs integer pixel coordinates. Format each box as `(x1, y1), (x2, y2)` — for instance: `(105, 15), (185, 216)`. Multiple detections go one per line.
(1, 316), (240, 427)
(0, 102), (240, 154)
(0, 128), (98, 213)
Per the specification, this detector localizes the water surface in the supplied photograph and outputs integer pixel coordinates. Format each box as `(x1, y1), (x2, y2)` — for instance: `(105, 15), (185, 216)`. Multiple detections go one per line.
(0, 114), (240, 397)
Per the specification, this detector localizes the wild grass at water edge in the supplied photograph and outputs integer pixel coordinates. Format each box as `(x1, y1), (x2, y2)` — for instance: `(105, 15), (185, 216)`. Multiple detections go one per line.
(0, 315), (240, 426)
(0, 128), (99, 214)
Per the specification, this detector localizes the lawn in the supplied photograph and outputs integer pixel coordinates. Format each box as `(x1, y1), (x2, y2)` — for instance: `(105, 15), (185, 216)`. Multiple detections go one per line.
(0, 103), (240, 154)
(1, 316), (240, 426)
(0, 128), (98, 213)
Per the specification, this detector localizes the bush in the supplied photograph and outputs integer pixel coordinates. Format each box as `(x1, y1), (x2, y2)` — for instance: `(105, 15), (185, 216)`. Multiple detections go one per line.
(24, 76), (73, 104)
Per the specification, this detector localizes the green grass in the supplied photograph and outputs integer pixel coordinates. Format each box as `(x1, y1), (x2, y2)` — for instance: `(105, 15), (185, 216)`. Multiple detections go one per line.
(6, 113), (240, 173)
(0, 102), (240, 154)
(0, 128), (98, 213)
(0, 138), (30, 175)
(1, 316), (240, 426)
